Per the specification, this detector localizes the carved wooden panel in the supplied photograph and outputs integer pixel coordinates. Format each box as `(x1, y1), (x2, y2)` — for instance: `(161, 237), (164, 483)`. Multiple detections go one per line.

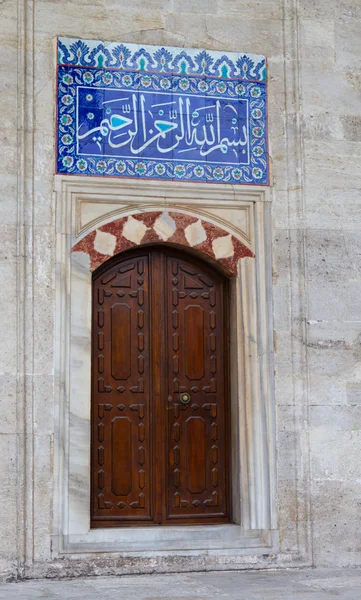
(166, 255), (228, 522)
(91, 247), (229, 527)
(91, 255), (152, 525)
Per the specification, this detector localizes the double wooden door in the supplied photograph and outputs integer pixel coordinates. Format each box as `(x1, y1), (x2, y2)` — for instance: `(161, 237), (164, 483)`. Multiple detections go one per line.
(91, 246), (229, 527)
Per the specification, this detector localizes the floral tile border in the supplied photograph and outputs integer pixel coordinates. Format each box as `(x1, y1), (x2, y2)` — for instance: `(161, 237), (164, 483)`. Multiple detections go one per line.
(57, 38), (268, 185)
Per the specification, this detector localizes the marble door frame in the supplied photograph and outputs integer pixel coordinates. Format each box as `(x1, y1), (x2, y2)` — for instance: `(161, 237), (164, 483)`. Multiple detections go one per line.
(53, 175), (278, 561)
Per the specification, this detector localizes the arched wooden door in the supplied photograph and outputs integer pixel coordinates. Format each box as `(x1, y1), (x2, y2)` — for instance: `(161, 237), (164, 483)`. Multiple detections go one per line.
(91, 246), (230, 527)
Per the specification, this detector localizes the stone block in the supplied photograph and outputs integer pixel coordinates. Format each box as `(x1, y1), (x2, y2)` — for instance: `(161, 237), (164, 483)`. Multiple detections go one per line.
(271, 192), (292, 230)
(34, 72), (54, 134)
(337, 0), (361, 22)
(32, 300), (54, 376)
(29, 228), (55, 378)
(35, 3), (166, 40)
(298, 0), (336, 20)
(277, 480), (299, 554)
(304, 188), (361, 231)
(0, 375), (17, 434)
(33, 180), (54, 228)
(308, 282), (360, 322)
(300, 18), (335, 53)
(32, 375), (55, 435)
(311, 429), (361, 480)
(304, 140), (361, 188)
(312, 479), (361, 566)
(276, 431), (298, 482)
(305, 229), (361, 322)
(0, 226), (17, 264)
(272, 282), (291, 334)
(305, 229), (361, 285)
(309, 375), (348, 406)
(272, 229), (292, 284)
(0, 435), (18, 564)
(311, 319), (359, 344)
(33, 131), (55, 184)
(33, 434), (53, 562)
(336, 22), (361, 70)
(33, 227), (54, 291)
(0, 84), (17, 132)
(204, 16), (283, 56)
(0, 177), (18, 227)
(346, 382), (361, 404)
(274, 373), (298, 406)
(306, 321), (361, 379)
(0, 0), (17, 43)
(173, 0), (217, 14)
(0, 262), (17, 373)
(277, 404), (305, 433)
(163, 14), (210, 47)
(311, 405), (361, 431)
(302, 113), (344, 141)
(301, 70), (361, 116)
(216, 0), (283, 20)
(273, 329), (294, 376)
(341, 115), (361, 141)
(0, 132), (17, 177)
(136, 31), (189, 47)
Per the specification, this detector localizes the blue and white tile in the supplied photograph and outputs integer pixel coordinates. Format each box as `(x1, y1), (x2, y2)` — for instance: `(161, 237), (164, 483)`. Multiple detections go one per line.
(56, 37), (268, 185)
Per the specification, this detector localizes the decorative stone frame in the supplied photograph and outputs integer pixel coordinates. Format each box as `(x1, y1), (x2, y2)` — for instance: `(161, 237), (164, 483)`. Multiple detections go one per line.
(54, 175), (277, 558)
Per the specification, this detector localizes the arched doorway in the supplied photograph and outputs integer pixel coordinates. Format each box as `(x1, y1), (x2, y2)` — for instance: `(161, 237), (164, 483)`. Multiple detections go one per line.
(91, 245), (230, 527)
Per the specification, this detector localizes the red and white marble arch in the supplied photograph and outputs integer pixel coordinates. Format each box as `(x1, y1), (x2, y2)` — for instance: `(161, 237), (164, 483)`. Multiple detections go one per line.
(72, 211), (254, 276)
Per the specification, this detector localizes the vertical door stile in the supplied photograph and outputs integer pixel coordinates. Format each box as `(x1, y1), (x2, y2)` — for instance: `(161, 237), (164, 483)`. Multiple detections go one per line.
(91, 252), (152, 526)
(165, 251), (229, 524)
(150, 250), (167, 524)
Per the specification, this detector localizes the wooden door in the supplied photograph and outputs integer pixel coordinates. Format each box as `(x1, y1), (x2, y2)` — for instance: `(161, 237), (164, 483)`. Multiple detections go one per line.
(91, 247), (229, 527)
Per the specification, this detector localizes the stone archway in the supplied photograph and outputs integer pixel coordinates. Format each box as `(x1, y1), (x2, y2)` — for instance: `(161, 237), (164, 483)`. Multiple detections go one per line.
(72, 210), (254, 276)
(55, 176), (276, 562)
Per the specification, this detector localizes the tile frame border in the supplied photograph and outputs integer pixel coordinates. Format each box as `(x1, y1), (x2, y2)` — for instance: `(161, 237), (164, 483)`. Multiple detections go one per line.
(57, 37), (266, 79)
(56, 37), (268, 185)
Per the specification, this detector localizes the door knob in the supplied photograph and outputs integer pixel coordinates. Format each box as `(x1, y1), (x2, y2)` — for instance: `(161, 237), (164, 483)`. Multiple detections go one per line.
(179, 392), (191, 404)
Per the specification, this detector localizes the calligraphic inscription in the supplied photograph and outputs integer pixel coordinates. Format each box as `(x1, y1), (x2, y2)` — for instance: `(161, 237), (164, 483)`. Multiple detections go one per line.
(77, 88), (249, 166)
(57, 38), (268, 185)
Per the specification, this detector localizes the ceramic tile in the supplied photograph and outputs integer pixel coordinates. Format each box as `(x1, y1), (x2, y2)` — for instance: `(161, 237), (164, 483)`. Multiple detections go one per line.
(56, 37), (268, 185)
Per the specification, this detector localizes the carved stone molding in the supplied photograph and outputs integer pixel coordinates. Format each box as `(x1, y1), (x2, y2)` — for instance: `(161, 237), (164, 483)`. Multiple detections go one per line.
(54, 175), (277, 557)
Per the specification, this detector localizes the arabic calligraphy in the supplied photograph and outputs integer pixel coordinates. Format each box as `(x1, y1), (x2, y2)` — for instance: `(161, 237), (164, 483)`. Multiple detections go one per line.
(77, 87), (249, 164)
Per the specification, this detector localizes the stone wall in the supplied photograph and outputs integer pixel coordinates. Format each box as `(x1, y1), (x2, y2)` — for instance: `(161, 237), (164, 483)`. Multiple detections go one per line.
(297, 0), (361, 566)
(0, 0), (360, 580)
